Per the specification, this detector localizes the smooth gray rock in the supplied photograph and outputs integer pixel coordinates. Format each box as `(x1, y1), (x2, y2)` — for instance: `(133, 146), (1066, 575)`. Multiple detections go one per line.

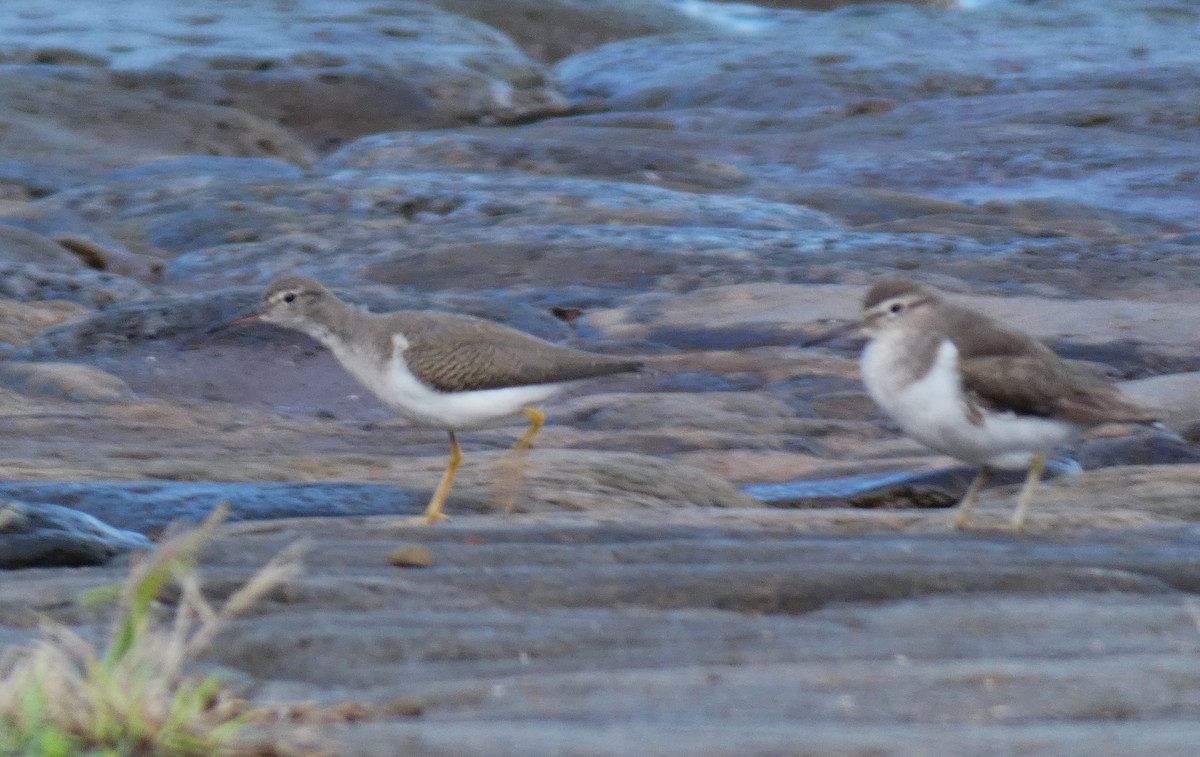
(0, 69), (312, 168)
(0, 0), (568, 151)
(0, 200), (162, 279)
(323, 130), (752, 191)
(425, 0), (713, 62)
(166, 519), (1200, 756)
(553, 1), (1200, 225)
(0, 1), (1198, 754)
(555, 3), (1199, 113)
(0, 501), (150, 569)
(0, 262), (154, 306)
(0, 224), (84, 271)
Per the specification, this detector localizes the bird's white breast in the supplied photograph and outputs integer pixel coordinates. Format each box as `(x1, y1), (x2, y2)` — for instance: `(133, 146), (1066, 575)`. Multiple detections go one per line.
(861, 336), (1080, 469)
(331, 335), (561, 431)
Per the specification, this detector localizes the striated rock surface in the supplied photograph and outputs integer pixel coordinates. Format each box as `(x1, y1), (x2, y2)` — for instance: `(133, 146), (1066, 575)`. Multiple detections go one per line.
(1, 0), (1200, 753)
(0, 0), (568, 156)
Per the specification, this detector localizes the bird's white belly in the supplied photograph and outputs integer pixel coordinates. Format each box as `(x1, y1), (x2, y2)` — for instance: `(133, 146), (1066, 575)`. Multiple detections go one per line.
(335, 345), (561, 431)
(862, 339), (1080, 469)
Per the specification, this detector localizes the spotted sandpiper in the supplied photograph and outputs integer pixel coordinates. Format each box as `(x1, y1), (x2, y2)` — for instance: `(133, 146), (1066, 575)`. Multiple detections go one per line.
(859, 277), (1159, 530)
(234, 275), (642, 524)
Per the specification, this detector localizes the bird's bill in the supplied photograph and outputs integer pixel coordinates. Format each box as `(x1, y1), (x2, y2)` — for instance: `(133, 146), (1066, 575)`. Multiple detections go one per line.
(208, 310), (263, 334)
(860, 310), (884, 334)
(228, 313), (263, 327)
(804, 318), (864, 345)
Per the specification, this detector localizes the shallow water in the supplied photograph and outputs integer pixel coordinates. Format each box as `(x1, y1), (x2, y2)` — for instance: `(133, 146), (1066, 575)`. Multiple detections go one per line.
(744, 470), (921, 502)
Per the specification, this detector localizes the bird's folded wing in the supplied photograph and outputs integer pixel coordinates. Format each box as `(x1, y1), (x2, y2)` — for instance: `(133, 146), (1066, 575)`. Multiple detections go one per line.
(402, 318), (641, 392)
(960, 354), (1158, 424)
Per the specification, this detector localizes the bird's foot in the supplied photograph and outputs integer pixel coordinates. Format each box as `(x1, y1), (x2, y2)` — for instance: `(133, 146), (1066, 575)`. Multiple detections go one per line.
(952, 512), (976, 530)
(404, 511), (450, 526)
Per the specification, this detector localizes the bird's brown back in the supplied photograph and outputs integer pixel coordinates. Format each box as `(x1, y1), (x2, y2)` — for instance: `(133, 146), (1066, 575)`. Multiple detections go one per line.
(371, 310), (642, 392)
(939, 303), (1158, 424)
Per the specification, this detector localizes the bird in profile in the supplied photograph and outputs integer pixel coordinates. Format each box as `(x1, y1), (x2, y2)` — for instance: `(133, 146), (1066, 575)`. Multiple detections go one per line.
(233, 275), (642, 524)
(858, 277), (1159, 530)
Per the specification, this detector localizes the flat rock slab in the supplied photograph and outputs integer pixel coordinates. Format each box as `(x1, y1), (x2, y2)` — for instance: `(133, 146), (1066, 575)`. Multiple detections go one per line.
(0, 0), (567, 153)
(7, 511), (1200, 754)
(0, 0), (1198, 753)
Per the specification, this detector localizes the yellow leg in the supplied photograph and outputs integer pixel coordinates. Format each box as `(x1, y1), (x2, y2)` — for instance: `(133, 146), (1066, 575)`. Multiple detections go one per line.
(494, 407), (545, 515)
(1007, 451), (1046, 532)
(410, 431), (461, 525)
(953, 466), (992, 530)
(513, 407), (545, 452)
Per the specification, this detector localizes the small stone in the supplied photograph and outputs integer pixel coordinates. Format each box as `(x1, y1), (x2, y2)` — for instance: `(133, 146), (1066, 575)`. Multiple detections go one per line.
(387, 544), (435, 568)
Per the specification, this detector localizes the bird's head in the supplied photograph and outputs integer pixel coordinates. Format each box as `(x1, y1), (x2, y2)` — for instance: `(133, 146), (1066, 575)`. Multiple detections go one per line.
(224, 275), (340, 342)
(861, 278), (940, 338)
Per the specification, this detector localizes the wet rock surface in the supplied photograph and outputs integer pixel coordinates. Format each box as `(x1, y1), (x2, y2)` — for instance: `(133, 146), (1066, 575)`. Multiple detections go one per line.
(2, 0), (1200, 753)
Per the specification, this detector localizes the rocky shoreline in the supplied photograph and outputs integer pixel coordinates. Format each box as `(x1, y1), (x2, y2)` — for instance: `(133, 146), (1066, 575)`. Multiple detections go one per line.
(3, 0), (1200, 754)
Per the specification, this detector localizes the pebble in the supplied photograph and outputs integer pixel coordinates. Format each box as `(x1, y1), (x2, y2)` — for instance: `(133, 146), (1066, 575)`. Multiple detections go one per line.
(387, 544), (436, 568)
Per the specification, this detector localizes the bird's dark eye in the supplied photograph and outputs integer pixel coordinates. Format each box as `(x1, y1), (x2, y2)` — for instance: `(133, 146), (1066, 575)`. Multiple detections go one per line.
(889, 302), (904, 314)
(283, 293), (296, 304)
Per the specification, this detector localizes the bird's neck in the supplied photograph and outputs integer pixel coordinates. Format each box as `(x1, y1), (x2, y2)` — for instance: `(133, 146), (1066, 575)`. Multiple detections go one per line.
(870, 315), (949, 388)
(300, 299), (373, 356)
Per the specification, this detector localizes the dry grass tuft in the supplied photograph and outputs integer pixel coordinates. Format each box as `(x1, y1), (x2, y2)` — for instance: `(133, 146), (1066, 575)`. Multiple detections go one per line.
(0, 504), (310, 756)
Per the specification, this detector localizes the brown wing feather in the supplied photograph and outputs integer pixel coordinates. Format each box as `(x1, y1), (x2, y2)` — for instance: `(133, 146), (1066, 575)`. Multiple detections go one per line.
(942, 304), (1042, 362)
(944, 304), (1158, 424)
(389, 312), (641, 392)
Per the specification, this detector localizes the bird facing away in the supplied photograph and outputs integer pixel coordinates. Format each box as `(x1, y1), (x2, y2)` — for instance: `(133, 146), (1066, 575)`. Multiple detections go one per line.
(239, 275), (642, 524)
(859, 278), (1159, 530)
